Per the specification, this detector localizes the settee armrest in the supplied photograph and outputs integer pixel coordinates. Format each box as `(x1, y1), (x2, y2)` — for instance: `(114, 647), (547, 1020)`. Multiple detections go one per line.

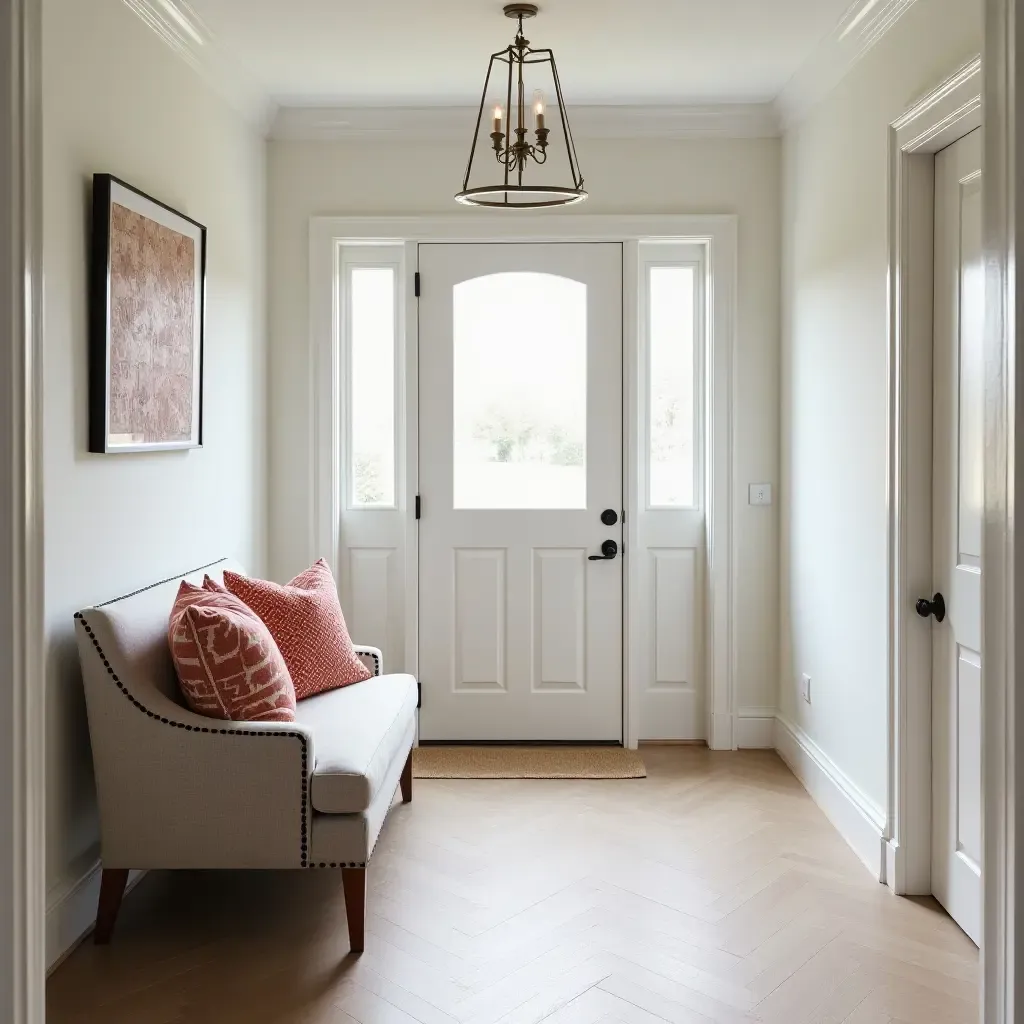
(353, 644), (383, 677)
(75, 613), (315, 870)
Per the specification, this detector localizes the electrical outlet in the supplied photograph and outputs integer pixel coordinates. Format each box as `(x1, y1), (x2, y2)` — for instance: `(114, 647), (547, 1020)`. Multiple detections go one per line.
(800, 673), (811, 704)
(749, 483), (773, 506)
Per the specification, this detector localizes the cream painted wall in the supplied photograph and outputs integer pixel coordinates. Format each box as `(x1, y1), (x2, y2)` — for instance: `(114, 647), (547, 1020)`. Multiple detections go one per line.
(42, 0), (267, 961)
(779, 0), (981, 811)
(267, 135), (781, 727)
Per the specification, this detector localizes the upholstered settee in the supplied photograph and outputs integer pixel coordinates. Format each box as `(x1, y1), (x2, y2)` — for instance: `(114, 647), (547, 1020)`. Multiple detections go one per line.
(73, 558), (418, 953)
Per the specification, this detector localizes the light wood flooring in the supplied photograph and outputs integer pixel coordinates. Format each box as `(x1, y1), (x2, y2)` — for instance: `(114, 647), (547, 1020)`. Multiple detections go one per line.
(47, 748), (979, 1024)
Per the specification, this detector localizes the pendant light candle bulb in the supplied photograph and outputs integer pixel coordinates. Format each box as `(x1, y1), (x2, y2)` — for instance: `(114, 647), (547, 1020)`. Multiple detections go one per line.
(533, 90), (546, 131)
(493, 105), (504, 135)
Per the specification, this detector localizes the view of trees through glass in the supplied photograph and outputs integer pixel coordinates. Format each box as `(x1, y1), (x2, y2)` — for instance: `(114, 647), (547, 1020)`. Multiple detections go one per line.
(454, 272), (587, 509)
(349, 262), (697, 511)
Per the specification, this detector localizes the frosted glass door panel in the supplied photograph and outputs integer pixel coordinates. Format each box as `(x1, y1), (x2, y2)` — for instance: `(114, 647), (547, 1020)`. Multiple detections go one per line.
(648, 266), (696, 508)
(453, 272), (587, 509)
(350, 266), (396, 506)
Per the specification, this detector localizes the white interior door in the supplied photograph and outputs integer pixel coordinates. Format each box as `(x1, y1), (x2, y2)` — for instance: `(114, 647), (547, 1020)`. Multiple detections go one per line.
(931, 128), (982, 945)
(417, 242), (623, 741)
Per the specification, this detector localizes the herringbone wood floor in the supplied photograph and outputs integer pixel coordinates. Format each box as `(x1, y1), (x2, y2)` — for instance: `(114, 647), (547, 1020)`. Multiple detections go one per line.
(47, 749), (979, 1024)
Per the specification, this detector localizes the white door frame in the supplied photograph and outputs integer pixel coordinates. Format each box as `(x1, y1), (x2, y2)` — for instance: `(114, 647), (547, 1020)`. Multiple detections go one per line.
(884, 58), (981, 895)
(310, 214), (738, 749)
(885, 35), (1024, 1018)
(0, 0), (46, 1021)
(981, 0), (1022, 1017)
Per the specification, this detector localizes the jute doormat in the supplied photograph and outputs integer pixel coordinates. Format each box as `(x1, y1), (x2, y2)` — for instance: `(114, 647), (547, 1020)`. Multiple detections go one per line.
(412, 745), (646, 780)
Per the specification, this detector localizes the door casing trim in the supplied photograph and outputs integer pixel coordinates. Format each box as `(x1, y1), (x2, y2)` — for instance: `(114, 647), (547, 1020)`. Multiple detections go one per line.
(884, 57), (981, 894)
(981, 0), (1021, 1014)
(310, 214), (738, 749)
(0, 0), (46, 1020)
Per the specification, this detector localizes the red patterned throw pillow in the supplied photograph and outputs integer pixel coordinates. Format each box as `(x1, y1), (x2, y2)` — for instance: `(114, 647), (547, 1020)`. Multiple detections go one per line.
(168, 582), (297, 722)
(222, 560), (371, 701)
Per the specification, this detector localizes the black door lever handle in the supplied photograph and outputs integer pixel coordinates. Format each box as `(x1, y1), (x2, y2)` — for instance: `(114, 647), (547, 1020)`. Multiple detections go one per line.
(589, 540), (619, 560)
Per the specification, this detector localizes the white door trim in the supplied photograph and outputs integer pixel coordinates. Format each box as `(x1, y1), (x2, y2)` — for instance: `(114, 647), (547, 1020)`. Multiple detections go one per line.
(0, 0), (46, 1021)
(884, 57), (980, 895)
(310, 214), (737, 749)
(981, 0), (1020, 1016)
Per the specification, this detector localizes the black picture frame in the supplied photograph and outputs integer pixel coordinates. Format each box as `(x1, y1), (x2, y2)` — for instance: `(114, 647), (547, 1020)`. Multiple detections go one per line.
(89, 173), (207, 454)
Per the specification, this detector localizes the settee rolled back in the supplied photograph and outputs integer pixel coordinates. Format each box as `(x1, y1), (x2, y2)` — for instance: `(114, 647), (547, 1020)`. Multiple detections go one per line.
(76, 558), (244, 709)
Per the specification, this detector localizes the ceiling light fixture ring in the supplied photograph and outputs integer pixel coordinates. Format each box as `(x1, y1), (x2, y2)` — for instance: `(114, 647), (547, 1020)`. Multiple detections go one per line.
(454, 184), (588, 208)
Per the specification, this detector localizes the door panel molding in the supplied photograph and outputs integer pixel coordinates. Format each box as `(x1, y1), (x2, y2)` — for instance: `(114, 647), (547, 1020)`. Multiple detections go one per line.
(310, 214), (737, 749)
(884, 57), (981, 896)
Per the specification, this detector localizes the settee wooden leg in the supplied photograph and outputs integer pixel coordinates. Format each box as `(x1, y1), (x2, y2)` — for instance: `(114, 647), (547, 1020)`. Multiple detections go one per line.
(342, 867), (366, 953)
(400, 749), (413, 803)
(94, 868), (129, 945)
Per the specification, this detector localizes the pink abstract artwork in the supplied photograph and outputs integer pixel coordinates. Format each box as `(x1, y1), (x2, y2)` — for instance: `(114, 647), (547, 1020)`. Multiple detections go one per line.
(107, 202), (196, 444)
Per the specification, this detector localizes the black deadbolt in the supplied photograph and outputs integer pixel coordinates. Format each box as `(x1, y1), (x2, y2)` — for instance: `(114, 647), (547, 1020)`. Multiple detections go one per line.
(915, 592), (946, 623)
(601, 509), (619, 526)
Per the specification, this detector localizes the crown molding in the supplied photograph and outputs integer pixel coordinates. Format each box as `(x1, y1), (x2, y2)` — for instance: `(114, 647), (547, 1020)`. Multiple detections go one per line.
(270, 102), (780, 143)
(124, 0), (913, 141)
(120, 0), (274, 131)
(775, 0), (919, 129)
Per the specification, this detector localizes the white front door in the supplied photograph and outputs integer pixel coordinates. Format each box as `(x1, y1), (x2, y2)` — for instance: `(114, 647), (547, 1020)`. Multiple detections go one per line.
(417, 243), (623, 741)
(931, 129), (982, 944)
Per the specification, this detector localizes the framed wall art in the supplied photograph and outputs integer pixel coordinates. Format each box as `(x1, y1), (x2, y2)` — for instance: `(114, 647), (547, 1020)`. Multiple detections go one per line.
(89, 174), (206, 453)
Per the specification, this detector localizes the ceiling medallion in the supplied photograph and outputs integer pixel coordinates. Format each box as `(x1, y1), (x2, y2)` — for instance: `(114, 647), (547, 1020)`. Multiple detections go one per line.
(456, 3), (587, 209)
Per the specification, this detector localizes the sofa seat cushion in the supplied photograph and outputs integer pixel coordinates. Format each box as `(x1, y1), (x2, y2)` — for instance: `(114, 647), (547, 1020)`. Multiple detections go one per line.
(296, 673), (417, 814)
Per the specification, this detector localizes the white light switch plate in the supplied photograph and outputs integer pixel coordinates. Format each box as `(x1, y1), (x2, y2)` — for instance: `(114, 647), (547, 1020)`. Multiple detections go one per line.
(749, 483), (773, 506)
(801, 673), (811, 704)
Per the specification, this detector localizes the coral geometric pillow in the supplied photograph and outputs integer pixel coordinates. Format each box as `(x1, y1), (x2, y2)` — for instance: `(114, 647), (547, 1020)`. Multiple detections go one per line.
(222, 560), (371, 701)
(168, 581), (296, 722)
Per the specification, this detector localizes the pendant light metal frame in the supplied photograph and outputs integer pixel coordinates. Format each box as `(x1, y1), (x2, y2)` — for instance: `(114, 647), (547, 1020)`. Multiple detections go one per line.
(456, 3), (587, 209)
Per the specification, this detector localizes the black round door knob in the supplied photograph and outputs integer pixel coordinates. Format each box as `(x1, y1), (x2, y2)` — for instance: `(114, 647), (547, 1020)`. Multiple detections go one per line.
(916, 592), (946, 623)
(601, 509), (619, 526)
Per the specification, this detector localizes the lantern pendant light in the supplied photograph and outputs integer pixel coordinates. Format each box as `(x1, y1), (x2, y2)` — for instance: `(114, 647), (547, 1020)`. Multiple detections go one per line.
(456, 3), (587, 209)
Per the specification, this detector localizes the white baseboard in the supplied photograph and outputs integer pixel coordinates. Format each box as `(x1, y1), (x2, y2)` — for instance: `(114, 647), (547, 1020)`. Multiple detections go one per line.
(736, 707), (776, 748)
(46, 860), (146, 972)
(709, 712), (734, 750)
(885, 837), (902, 893)
(774, 714), (887, 880)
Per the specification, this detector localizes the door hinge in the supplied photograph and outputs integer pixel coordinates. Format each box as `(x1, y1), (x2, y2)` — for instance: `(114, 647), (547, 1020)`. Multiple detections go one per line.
(414, 271), (421, 297)
(417, 682), (422, 708)
(415, 494), (421, 519)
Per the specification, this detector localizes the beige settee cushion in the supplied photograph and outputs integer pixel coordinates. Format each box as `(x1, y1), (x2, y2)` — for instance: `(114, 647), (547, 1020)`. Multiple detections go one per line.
(296, 673), (418, 814)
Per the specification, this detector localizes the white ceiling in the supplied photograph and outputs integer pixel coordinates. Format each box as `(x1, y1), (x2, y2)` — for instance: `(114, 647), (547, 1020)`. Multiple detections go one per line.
(185, 0), (855, 108)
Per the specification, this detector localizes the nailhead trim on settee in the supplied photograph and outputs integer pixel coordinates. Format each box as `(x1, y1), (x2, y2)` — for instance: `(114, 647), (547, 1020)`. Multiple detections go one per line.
(75, 612), (314, 868)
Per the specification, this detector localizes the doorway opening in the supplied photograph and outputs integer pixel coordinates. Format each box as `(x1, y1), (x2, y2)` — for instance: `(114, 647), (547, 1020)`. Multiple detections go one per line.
(310, 215), (737, 749)
(885, 59), (982, 939)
